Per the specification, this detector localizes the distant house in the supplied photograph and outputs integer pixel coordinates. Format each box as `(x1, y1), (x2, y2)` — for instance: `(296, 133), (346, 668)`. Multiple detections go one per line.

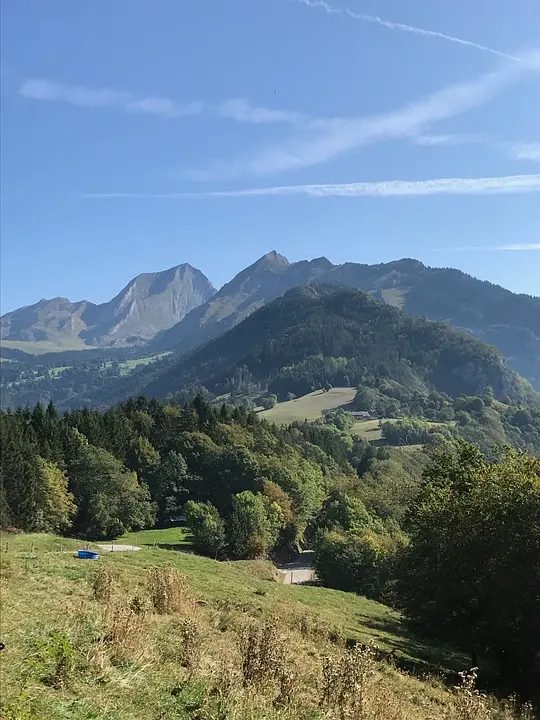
(168, 514), (186, 525)
(350, 411), (370, 419)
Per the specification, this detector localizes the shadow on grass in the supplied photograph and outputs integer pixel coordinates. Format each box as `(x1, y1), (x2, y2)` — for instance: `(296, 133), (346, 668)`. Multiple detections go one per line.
(154, 543), (194, 553)
(351, 612), (467, 683)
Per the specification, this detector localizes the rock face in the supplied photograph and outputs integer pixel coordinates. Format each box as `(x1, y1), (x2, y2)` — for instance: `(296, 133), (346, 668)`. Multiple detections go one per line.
(82, 264), (216, 346)
(1, 264), (215, 347)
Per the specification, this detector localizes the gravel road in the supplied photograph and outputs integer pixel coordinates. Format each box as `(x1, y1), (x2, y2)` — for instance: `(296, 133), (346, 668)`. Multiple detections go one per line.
(97, 544), (141, 552)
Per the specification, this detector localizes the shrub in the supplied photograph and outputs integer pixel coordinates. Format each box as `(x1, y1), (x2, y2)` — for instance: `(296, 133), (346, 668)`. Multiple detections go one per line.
(240, 619), (287, 687)
(185, 501), (226, 558)
(91, 566), (117, 603)
(320, 643), (377, 717)
(147, 566), (190, 615)
(176, 616), (202, 670)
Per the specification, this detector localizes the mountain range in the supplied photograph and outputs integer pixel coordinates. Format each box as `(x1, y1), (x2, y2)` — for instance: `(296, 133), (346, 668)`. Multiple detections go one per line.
(2, 251), (539, 391)
(1, 264), (215, 348)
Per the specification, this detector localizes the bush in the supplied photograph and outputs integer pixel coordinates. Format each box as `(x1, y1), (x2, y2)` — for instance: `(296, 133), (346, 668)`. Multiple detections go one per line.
(185, 501), (226, 558)
(228, 491), (284, 559)
(314, 529), (400, 600)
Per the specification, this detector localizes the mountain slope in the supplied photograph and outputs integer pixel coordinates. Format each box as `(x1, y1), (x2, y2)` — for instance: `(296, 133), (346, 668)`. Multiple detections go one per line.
(0, 297), (93, 345)
(143, 285), (533, 404)
(1, 264), (215, 348)
(152, 254), (540, 389)
(153, 251), (333, 353)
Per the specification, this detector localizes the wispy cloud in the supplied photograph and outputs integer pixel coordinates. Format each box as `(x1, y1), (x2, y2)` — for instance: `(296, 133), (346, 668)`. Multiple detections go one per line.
(505, 142), (540, 162)
(191, 52), (540, 179)
(436, 242), (540, 252)
(80, 174), (540, 200)
(19, 79), (308, 128)
(412, 134), (540, 166)
(496, 243), (540, 250)
(19, 79), (203, 118)
(217, 98), (307, 125)
(292, 0), (520, 61)
(413, 134), (484, 147)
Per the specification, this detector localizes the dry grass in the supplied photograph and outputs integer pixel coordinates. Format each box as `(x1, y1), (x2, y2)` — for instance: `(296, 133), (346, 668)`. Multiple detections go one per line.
(147, 565), (192, 614)
(0, 534), (536, 720)
(91, 566), (118, 602)
(240, 618), (287, 687)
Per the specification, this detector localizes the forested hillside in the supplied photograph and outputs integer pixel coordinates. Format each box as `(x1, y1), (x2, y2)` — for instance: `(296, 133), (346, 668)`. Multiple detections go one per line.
(0, 395), (350, 550)
(0, 344), (175, 410)
(153, 254), (540, 390)
(140, 285), (535, 405)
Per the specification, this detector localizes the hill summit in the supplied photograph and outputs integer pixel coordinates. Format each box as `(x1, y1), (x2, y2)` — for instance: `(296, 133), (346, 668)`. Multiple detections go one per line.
(142, 284), (532, 404)
(150, 252), (540, 390)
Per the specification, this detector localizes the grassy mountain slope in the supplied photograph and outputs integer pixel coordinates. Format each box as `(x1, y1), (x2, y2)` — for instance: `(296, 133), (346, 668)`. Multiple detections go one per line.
(4, 533), (520, 720)
(143, 285), (532, 404)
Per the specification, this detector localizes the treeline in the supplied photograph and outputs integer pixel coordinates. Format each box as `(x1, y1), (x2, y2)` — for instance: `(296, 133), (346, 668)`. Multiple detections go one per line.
(352, 380), (540, 456)
(0, 396), (352, 551)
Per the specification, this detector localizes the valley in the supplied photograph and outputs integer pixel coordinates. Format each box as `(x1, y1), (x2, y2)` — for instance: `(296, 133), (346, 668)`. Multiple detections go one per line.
(4, 0), (539, 715)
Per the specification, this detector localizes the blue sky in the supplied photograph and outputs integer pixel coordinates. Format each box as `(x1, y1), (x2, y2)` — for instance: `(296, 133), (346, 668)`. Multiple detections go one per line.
(1, 0), (539, 313)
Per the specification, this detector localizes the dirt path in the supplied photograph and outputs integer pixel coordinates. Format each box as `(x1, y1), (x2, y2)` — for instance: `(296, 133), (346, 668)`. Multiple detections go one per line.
(97, 544), (141, 552)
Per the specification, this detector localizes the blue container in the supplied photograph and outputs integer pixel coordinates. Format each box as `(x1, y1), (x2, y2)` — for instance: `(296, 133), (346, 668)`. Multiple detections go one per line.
(77, 549), (99, 560)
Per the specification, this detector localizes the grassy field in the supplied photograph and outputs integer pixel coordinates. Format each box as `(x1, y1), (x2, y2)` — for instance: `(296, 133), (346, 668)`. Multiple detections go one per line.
(117, 352), (172, 375)
(113, 527), (190, 549)
(1, 339), (96, 354)
(351, 418), (385, 441)
(351, 418), (454, 447)
(379, 288), (406, 309)
(1, 532), (525, 720)
(260, 387), (357, 424)
(49, 365), (71, 377)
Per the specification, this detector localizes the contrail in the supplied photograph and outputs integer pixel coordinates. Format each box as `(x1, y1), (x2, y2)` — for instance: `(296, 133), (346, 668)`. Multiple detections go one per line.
(79, 174), (540, 199)
(293, 0), (520, 62)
